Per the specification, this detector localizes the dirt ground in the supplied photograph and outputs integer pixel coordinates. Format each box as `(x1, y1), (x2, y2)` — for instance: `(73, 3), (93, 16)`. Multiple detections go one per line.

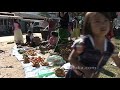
(0, 33), (42, 78)
(0, 34), (120, 78)
(0, 42), (25, 78)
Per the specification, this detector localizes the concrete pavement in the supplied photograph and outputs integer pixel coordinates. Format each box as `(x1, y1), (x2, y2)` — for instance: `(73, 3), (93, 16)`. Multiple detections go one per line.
(0, 33), (42, 43)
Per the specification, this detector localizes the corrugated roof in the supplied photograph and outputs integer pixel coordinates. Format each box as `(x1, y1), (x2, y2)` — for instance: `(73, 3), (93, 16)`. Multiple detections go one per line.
(14, 12), (46, 20)
(0, 15), (22, 19)
(0, 12), (15, 16)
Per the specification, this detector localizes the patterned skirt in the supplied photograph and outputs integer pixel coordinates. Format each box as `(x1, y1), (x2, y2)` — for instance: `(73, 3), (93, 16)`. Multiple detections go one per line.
(14, 29), (24, 44)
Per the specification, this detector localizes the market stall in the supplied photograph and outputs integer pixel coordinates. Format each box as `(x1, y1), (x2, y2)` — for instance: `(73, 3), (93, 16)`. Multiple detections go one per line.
(12, 45), (70, 78)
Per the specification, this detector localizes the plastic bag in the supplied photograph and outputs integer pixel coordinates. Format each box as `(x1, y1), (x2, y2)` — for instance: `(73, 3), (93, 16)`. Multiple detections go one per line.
(37, 69), (55, 78)
(47, 55), (66, 66)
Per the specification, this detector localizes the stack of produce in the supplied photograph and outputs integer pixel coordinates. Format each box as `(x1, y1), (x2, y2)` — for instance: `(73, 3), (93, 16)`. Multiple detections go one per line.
(30, 56), (49, 68)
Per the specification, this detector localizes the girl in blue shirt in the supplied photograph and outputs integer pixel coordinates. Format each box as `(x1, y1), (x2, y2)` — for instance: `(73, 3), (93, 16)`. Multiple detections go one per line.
(66, 12), (120, 78)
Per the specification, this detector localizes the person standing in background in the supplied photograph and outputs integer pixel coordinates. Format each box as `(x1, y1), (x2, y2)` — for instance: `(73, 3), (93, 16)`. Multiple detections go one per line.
(8, 21), (13, 35)
(58, 12), (69, 42)
(13, 19), (24, 45)
(54, 12), (69, 52)
(47, 18), (57, 39)
(71, 17), (80, 39)
(29, 22), (33, 32)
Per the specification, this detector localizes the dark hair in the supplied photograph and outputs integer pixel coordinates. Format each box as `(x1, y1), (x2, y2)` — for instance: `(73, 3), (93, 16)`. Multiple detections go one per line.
(82, 12), (112, 36)
(88, 12), (116, 21)
(51, 31), (58, 37)
(14, 19), (17, 22)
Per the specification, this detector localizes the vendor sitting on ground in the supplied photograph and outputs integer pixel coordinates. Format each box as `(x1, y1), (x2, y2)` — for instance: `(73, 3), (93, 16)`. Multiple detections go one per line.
(26, 30), (34, 46)
(39, 31), (58, 50)
(46, 31), (58, 49)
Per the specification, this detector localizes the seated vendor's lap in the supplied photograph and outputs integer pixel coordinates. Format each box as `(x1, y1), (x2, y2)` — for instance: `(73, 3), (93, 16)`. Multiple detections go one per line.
(65, 69), (84, 78)
(66, 69), (99, 78)
(66, 64), (100, 78)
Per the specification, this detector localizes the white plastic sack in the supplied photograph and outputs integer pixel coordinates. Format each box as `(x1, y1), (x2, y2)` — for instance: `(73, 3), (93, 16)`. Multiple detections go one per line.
(47, 55), (66, 66)
(61, 63), (71, 70)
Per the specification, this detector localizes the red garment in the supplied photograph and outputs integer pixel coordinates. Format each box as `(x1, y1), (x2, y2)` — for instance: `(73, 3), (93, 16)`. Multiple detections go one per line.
(106, 22), (114, 39)
(106, 29), (114, 39)
(48, 20), (56, 31)
(48, 36), (58, 46)
(68, 25), (72, 33)
(14, 23), (20, 30)
(41, 21), (49, 28)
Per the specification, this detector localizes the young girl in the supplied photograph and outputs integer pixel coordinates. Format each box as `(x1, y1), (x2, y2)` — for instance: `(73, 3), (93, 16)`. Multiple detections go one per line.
(66, 12), (120, 78)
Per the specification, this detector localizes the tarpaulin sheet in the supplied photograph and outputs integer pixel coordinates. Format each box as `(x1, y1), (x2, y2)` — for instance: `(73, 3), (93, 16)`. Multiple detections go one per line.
(12, 45), (63, 78)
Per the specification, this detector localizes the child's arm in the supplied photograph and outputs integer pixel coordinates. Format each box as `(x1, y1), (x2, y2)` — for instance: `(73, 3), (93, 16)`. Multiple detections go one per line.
(111, 52), (120, 68)
(68, 48), (84, 68)
(69, 45), (96, 76)
(69, 48), (99, 77)
(69, 39), (86, 69)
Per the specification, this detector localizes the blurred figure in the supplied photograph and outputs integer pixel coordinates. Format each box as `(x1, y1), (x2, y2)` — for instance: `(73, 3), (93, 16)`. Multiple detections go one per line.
(29, 22), (33, 32)
(8, 21), (13, 35)
(26, 30), (34, 45)
(47, 31), (58, 49)
(47, 18), (57, 39)
(13, 19), (24, 45)
(71, 17), (80, 39)
(54, 12), (69, 52)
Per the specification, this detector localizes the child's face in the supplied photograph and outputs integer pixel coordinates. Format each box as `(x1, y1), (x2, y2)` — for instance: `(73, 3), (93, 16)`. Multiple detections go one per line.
(90, 12), (110, 37)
